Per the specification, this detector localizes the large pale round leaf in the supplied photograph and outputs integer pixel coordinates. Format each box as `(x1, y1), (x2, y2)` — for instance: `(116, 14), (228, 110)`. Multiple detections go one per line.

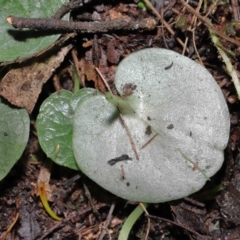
(0, 0), (68, 62)
(36, 88), (95, 170)
(73, 48), (230, 203)
(70, 88), (97, 112)
(0, 98), (29, 181)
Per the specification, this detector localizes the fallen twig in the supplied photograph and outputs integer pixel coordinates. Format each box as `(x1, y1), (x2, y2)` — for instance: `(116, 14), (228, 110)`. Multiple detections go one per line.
(7, 16), (157, 33)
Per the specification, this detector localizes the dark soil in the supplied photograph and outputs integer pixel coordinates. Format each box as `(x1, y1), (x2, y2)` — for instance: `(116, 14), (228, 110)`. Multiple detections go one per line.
(1, 0), (240, 239)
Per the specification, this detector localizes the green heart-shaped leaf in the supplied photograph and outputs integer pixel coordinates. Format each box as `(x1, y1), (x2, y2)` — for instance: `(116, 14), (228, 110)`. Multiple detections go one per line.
(0, 98), (29, 181)
(37, 88), (95, 170)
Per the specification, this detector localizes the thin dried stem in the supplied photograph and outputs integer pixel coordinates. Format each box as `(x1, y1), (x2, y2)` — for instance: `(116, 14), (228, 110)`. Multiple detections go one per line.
(146, 213), (211, 240)
(95, 67), (112, 93)
(95, 68), (140, 160)
(179, 0), (240, 47)
(190, 0), (203, 64)
(97, 203), (115, 240)
(143, 0), (189, 52)
(139, 203), (150, 240)
(140, 133), (158, 150)
(119, 114), (139, 160)
(71, 49), (85, 87)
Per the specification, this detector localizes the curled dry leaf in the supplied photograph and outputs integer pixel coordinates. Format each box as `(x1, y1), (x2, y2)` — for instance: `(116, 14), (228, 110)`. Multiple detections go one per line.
(0, 44), (73, 113)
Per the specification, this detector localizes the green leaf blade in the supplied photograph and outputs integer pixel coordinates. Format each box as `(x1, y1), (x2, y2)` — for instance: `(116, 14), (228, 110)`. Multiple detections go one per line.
(0, 0), (68, 62)
(37, 88), (96, 170)
(0, 99), (30, 181)
(37, 90), (76, 169)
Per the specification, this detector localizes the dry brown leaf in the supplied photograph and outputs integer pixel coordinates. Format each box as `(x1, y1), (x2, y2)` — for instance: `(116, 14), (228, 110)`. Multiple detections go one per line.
(84, 61), (103, 91)
(82, 40), (93, 48)
(109, 8), (124, 20)
(85, 61), (98, 81)
(0, 44), (73, 113)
